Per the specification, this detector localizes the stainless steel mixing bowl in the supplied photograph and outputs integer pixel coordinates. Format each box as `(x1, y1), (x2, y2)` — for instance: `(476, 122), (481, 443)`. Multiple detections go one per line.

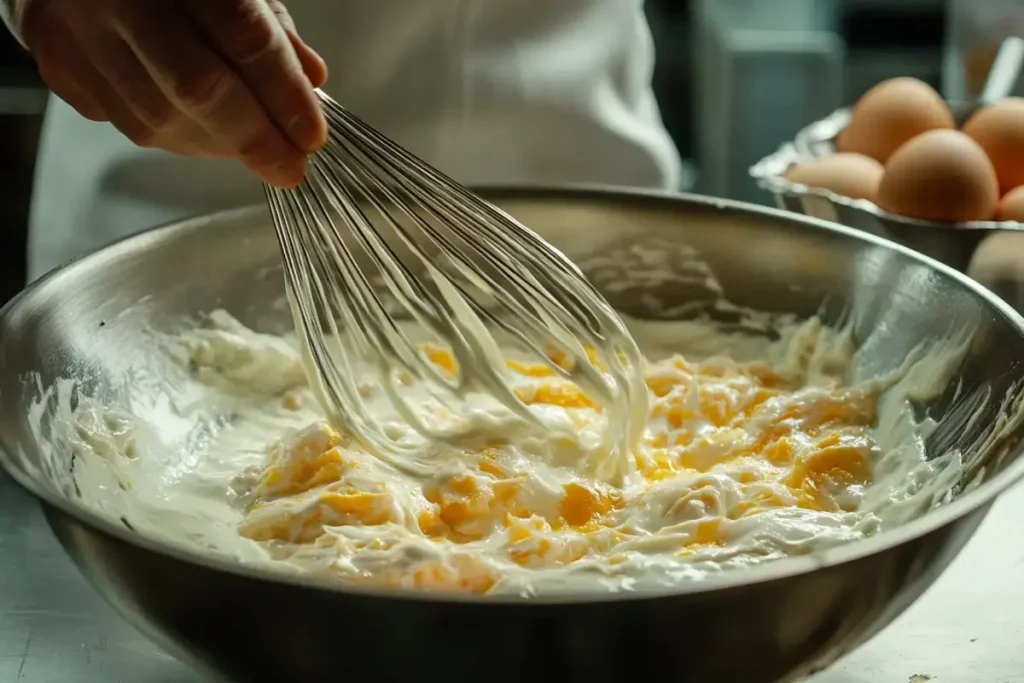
(3, 187), (1024, 683)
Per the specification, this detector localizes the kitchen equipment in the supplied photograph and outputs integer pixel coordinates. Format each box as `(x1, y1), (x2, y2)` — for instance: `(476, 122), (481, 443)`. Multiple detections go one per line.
(3, 188), (1024, 683)
(750, 38), (1024, 273)
(693, 0), (845, 202)
(977, 36), (1024, 105)
(265, 92), (644, 468)
(944, 0), (1024, 101)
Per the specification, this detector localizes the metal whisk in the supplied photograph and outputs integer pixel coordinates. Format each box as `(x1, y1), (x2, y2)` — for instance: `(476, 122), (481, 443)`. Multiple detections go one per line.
(264, 89), (647, 482)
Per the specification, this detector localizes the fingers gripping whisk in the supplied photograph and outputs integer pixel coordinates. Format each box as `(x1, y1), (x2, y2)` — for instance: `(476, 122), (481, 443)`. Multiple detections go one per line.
(265, 89), (647, 482)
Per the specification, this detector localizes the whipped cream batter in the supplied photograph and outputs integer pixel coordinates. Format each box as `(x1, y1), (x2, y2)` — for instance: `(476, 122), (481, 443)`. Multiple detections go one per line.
(31, 309), (975, 597)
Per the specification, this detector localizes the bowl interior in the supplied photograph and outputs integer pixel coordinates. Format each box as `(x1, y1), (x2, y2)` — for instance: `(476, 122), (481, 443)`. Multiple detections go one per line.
(3, 188), (1024, 580)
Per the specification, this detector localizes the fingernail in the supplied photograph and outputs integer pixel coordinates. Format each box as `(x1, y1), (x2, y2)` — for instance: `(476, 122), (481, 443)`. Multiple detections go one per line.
(288, 113), (326, 153)
(312, 53), (329, 84)
(264, 159), (306, 188)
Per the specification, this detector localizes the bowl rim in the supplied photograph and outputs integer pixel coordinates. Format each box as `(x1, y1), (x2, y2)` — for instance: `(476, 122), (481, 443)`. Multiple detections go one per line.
(3, 183), (1024, 606)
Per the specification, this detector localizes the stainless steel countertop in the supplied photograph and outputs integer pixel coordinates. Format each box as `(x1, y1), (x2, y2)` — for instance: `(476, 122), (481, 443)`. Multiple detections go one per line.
(0, 473), (194, 682)
(3, 469), (1024, 682)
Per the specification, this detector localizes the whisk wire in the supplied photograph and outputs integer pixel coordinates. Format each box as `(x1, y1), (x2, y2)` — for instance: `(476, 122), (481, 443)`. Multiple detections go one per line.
(306, 173), (523, 442)
(320, 97), (595, 340)
(316, 107), (573, 424)
(265, 89), (648, 482)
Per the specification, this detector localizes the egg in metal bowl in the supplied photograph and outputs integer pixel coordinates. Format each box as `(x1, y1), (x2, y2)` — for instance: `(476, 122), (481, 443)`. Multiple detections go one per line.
(3, 188), (1024, 683)
(751, 96), (1024, 275)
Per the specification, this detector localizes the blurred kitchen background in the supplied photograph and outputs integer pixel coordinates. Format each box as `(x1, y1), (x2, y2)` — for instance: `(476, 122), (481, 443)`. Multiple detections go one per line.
(0, 0), (1017, 305)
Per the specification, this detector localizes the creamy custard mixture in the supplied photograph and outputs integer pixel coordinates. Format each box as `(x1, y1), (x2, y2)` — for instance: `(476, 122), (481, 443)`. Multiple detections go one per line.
(38, 307), (975, 597)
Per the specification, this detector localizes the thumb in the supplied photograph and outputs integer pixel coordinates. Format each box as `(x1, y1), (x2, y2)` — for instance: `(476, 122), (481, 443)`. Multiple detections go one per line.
(266, 0), (328, 88)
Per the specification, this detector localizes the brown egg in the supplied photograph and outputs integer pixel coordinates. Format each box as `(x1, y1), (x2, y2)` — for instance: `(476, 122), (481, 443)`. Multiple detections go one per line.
(997, 185), (1024, 221)
(837, 77), (954, 163)
(783, 153), (883, 202)
(877, 130), (998, 222)
(962, 97), (1024, 194)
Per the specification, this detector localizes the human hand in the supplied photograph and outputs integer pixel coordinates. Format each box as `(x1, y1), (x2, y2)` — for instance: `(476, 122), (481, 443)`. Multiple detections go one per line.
(19, 0), (329, 187)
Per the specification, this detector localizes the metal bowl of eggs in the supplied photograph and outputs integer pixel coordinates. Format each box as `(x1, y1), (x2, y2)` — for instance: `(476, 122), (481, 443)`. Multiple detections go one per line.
(750, 76), (1024, 277)
(4, 187), (1024, 683)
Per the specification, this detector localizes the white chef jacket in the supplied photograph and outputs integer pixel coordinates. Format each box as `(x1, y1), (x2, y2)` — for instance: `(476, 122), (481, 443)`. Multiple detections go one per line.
(9, 1), (682, 280)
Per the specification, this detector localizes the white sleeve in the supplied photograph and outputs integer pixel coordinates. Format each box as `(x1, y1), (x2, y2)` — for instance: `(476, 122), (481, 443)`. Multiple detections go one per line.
(0, 0), (26, 47)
